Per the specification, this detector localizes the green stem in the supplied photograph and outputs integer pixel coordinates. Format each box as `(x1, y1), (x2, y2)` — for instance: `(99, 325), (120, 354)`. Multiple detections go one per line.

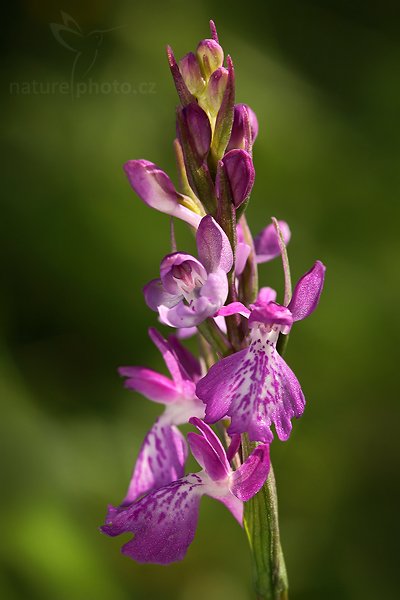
(197, 319), (232, 357)
(242, 436), (289, 600)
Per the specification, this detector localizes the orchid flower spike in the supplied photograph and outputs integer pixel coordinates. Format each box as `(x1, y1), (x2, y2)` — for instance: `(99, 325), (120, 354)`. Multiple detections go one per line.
(196, 261), (326, 443)
(124, 159), (202, 228)
(118, 328), (204, 504)
(101, 417), (270, 564)
(144, 215), (233, 328)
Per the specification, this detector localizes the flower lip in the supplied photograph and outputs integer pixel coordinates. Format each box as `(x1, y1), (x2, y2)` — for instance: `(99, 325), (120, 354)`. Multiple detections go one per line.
(248, 301), (293, 332)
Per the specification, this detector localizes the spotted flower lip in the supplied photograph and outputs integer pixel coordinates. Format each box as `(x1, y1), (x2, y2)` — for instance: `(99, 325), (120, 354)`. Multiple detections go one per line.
(101, 417), (270, 564)
(123, 159), (202, 228)
(144, 215), (233, 328)
(118, 328), (204, 505)
(196, 261), (326, 443)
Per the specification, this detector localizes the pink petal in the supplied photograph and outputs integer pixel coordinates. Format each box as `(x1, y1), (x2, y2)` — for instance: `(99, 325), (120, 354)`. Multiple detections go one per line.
(230, 444), (270, 501)
(119, 366), (180, 404)
(196, 215), (233, 274)
(288, 260), (326, 322)
(101, 473), (204, 564)
(121, 420), (188, 505)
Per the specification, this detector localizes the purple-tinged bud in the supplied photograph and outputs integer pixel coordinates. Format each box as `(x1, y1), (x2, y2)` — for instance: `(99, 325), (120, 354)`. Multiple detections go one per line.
(123, 159), (202, 228)
(179, 52), (206, 97)
(196, 39), (224, 80)
(206, 67), (228, 116)
(181, 102), (212, 162)
(218, 149), (255, 208)
(227, 104), (259, 152)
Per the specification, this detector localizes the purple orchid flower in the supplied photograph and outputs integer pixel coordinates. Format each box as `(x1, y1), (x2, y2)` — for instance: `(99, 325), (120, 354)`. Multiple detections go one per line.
(101, 417), (270, 564)
(144, 215), (233, 328)
(124, 159), (202, 228)
(196, 261), (326, 443)
(118, 328), (204, 504)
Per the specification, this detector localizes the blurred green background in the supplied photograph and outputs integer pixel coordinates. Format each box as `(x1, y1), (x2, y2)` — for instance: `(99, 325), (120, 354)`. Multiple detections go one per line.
(1, 1), (399, 599)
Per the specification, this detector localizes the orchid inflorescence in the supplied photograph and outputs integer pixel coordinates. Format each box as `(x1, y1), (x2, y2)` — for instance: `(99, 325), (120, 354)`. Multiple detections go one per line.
(101, 20), (326, 580)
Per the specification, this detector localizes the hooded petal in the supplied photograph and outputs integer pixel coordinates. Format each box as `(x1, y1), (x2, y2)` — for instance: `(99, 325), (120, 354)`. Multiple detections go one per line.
(196, 215), (233, 274)
(121, 419), (188, 505)
(230, 444), (270, 501)
(143, 278), (180, 312)
(119, 366), (181, 404)
(254, 221), (291, 263)
(101, 473), (204, 564)
(160, 252), (207, 296)
(288, 260), (326, 322)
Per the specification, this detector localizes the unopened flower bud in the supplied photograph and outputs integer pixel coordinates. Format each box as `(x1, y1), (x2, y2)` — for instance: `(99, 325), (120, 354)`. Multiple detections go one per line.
(227, 104), (259, 151)
(181, 102), (212, 162)
(205, 67), (228, 116)
(196, 39), (224, 80)
(179, 52), (206, 97)
(219, 149), (255, 208)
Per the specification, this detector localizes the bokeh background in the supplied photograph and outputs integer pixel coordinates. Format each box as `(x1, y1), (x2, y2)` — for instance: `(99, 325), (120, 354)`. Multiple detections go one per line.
(2, 1), (399, 599)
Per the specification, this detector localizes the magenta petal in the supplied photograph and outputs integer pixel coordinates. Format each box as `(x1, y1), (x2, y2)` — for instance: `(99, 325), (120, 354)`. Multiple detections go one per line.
(230, 444), (270, 501)
(248, 301), (293, 330)
(122, 420), (188, 505)
(188, 433), (228, 481)
(124, 160), (177, 210)
(226, 434), (241, 462)
(196, 348), (248, 423)
(167, 334), (202, 381)
(288, 260), (326, 322)
(196, 215), (233, 274)
(217, 302), (251, 318)
(254, 221), (291, 263)
(256, 287), (277, 305)
(119, 366), (180, 404)
(148, 328), (186, 386)
(143, 278), (180, 312)
(101, 474), (204, 564)
(189, 417), (230, 474)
